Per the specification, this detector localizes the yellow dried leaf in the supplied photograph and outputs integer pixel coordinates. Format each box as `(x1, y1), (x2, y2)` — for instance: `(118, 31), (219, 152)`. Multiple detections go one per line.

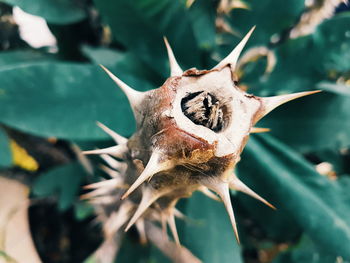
(10, 140), (39, 171)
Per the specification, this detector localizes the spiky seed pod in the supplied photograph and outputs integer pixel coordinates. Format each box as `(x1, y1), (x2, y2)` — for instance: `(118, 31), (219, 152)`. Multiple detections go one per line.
(83, 27), (320, 263)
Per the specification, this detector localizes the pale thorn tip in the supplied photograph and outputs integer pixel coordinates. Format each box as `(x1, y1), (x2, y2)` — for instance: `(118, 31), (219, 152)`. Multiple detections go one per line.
(163, 37), (183, 76)
(198, 186), (220, 201)
(82, 144), (127, 158)
(125, 187), (160, 232)
(135, 219), (148, 245)
(202, 179), (240, 243)
(96, 121), (127, 145)
(99, 164), (123, 179)
(100, 154), (127, 173)
(121, 152), (172, 200)
(99, 64), (145, 115)
(229, 176), (276, 210)
(167, 213), (181, 246)
(250, 127), (271, 134)
(104, 201), (133, 238)
(258, 90), (321, 121)
(83, 178), (119, 190)
(213, 26), (256, 70)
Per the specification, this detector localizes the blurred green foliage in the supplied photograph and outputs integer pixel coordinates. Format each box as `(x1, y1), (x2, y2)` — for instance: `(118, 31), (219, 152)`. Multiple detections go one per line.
(0, 0), (349, 262)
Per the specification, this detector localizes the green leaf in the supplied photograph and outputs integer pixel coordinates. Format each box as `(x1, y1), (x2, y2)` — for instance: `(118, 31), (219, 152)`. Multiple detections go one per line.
(180, 192), (243, 263)
(0, 0), (87, 24)
(229, 0), (305, 47)
(0, 62), (153, 140)
(116, 235), (151, 263)
(239, 134), (350, 260)
(0, 128), (11, 167)
(235, 169), (302, 242)
(32, 163), (85, 210)
(0, 50), (54, 69)
(188, 0), (216, 50)
(311, 13), (350, 73)
(74, 201), (94, 221)
(93, 0), (200, 75)
(81, 45), (162, 85)
(273, 235), (348, 263)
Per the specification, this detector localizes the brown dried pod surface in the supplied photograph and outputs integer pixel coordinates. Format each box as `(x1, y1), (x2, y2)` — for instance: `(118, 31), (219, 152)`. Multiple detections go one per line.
(83, 27), (320, 262)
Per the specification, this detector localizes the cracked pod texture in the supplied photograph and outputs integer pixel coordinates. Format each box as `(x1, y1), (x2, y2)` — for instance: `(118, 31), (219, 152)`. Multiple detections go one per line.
(83, 27), (319, 263)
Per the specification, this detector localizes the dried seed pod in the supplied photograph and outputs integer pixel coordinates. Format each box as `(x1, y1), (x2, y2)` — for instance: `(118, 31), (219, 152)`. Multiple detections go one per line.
(83, 27), (320, 263)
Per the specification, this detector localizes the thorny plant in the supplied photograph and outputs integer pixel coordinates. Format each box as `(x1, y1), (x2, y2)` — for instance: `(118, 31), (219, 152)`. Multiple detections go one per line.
(82, 27), (320, 263)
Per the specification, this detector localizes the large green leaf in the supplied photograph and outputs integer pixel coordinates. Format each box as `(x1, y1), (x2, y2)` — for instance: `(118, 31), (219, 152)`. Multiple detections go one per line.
(273, 235), (348, 263)
(238, 134), (350, 260)
(311, 13), (350, 74)
(229, 0), (305, 47)
(180, 192), (243, 263)
(93, 0), (200, 75)
(0, 50), (54, 69)
(0, 62), (153, 140)
(0, 128), (11, 167)
(81, 45), (163, 86)
(32, 163), (85, 210)
(188, 0), (216, 50)
(1, 0), (87, 24)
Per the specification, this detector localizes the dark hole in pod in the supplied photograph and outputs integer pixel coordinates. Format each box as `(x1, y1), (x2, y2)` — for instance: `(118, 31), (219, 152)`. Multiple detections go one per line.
(181, 91), (229, 132)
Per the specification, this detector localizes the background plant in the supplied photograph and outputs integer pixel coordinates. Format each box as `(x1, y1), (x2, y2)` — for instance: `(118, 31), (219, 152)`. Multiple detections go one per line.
(0, 0), (349, 262)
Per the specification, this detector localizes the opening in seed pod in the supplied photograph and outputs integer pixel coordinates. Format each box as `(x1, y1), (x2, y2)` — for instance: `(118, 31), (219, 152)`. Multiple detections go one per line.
(180, 91), (231, 132)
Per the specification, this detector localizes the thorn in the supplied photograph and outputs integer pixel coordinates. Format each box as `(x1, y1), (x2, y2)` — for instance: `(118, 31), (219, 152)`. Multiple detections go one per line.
(104, 201), (133, 237)
(121, 152), (172, 200)
(125, 187), (161, 232)
(83, 178), (120, 190)
(213, 26), (255, 70)
(83, 144), (127, 159)
(202, 179), (240, 243)
(163, 37), (183, 76)
(229, 176), (276, 210)
(99, 164), (122, 178)
(167, 213), (180, 246)
(173, 208), (186, 220)
(135, 219), (148, 245)
(99, 65), (146, 117)
(198, 186), (220, 201)
(96, 121), (127, 144)
(88, 196), (115, 205)
(80, 187), (111, 200)
(250, 127), (270, 134)
(161, 213), (169, 241)
(257, 90), (321, 121)
(100, 154), (127, 173)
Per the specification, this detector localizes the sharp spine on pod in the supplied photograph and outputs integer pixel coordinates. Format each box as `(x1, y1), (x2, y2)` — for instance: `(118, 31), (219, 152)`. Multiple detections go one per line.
(121, 151), (173, 200)
(250, 127), (270, 133)
(99, 65), (148, 119)
(201, 178), (240, 243)
(97, 121), (127, 144)
(82, 144), (128, 159)
(167, 212), (180, 246)
(100, 154), (127, 173)
(125, 186), (167, 232)
(81, 25), (321, 262)
(213, 26), (256, 70)
(164, 37), (183, 76)
(229, 175), (275, 210)
(257, 90), (321, 120)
